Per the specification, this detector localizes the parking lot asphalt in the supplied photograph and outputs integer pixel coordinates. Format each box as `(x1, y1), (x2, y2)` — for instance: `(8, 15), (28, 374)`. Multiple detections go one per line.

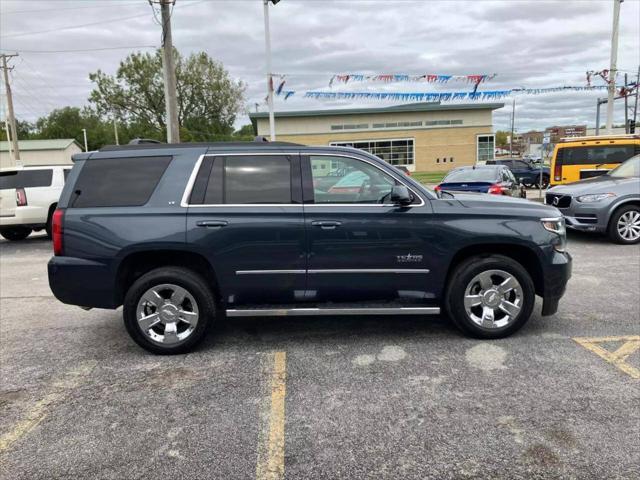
(1, 231), (639, 479)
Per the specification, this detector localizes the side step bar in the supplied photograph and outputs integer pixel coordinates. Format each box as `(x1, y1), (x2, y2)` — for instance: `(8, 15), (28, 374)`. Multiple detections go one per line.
(226, 307), (440, 317)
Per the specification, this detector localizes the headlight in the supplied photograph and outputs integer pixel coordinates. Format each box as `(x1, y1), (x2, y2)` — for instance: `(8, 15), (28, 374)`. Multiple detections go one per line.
(576, 193), (616, 203)
(541, 217), (567, 252)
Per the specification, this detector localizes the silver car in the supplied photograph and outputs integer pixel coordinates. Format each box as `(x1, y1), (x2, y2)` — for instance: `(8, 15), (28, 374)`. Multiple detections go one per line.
(546, 155), (640, 244)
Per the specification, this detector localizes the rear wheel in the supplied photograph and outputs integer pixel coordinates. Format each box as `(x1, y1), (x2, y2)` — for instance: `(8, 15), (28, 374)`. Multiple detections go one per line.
(0, 227), (32, 241)
(608, 205), (640, 244)
(535, 174), (550, 189)
(123, 267), (216, 354)
(445, 255), (535, 339)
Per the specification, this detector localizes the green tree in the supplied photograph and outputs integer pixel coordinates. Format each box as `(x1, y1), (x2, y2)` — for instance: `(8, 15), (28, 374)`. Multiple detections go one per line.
(89, 49), (245, 142)
(34, 106), (115, 151)
(234, 124), (255, 139)
(495, 130), (509, 147)
(0, 119), (33, 141)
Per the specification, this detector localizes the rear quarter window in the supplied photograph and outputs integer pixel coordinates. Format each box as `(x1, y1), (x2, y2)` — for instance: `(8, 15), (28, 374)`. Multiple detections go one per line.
(0, 169), (53, 189)
(70, 156), (172, 208)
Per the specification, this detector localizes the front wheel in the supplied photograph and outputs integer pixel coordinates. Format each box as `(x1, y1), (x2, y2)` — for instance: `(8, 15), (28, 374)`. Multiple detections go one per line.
(608, 205), (640, 244)
(445, 255), (535, 339)
(0, 227), (32, 241)
(123, 267), (216, 354)
(535, 175), (550, 189)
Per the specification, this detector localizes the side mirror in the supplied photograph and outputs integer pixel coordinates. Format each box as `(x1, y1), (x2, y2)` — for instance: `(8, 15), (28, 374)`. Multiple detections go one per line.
(391, 185), (412, 206)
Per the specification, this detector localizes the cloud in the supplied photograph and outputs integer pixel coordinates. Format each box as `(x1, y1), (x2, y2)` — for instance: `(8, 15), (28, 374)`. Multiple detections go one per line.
(0, 0), (638, 133)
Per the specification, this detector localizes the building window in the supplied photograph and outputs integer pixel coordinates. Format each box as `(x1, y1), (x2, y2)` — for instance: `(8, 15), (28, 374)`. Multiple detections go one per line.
(330, 123), (368, 131)
(330, 138), (415, 166)
(450, 157), (454, 163)
(477, 135), (495, 162)
(436, 158), (440, 163)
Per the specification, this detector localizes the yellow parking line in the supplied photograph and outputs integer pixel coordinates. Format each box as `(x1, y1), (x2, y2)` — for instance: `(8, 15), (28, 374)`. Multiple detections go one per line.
(256, 351), (287, 480)
(574, 336), (640, 379)
(0, 361), (96, 454)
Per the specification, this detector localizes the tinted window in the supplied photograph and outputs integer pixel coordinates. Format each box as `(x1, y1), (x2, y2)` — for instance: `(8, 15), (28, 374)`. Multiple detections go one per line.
(559, 145), (637, 166)
(310, 156), (396, 204)
(71, 156), (172, 208)
(224, 156), (291, 204)
(195, 155), (292, 205)
(0, 169), (53, 189)
(443, 168), (499, 183)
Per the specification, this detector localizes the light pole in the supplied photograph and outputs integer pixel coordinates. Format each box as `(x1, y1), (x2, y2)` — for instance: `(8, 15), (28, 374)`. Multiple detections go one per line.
(81, 128), (88, 152)
(263, 0), (280, 141)
(605, 0), (623, 134)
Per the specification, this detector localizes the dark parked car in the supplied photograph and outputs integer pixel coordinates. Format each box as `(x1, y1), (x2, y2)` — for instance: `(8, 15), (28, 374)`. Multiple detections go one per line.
(48, 142), (571, 354)
(546, 154), (640, 244)
(435, 165), (526, 197)
(487, 158), (550, 188)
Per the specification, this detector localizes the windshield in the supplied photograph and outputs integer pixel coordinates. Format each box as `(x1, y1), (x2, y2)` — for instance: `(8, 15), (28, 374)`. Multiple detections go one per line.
(609, 155), (640, 178)
(442, 168), (498, 183)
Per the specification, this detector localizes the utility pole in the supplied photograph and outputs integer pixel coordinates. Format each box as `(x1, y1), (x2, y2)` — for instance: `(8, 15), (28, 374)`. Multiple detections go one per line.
(606, 0), (622, 134)
(1, 53), (20, 164)
(634, 66), (640, 131)
(624, 73), (629, 133)
(160, 0), (180, 143)
(263, 0), (277, 141)
(509, 97), (516, 157)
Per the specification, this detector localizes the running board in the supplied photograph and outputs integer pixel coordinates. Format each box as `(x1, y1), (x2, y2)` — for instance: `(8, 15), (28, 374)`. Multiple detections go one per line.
(226, 307), (440, 317)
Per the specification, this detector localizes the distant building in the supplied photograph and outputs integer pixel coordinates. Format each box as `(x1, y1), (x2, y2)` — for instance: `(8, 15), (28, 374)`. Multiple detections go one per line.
(585, 126), (627, 136)
(0, 139), (81, 169)
(250, 102), (504, 171)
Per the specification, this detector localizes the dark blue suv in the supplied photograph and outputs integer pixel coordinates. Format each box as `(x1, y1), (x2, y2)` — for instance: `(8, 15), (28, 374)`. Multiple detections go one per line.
(48, 142), (571, 354)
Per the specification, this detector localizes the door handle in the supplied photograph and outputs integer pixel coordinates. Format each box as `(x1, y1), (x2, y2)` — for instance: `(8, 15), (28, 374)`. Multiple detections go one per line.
(196, 220), (229, 228)
(311, 220), (342, 230)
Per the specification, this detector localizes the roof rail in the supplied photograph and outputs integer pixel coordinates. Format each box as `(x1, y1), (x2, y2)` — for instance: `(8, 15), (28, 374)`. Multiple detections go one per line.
(98, 141), (302, 152)
(559, 134), (640, 142)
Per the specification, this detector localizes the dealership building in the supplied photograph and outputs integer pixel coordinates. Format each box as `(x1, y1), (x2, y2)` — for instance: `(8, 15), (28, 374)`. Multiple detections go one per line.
(250, 102), (503, 172)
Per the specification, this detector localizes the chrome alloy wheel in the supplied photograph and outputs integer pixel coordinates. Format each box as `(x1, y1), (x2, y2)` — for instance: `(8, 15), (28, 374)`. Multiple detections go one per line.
(617, 210), (640, 242)
(463, 269), (523, 329)
(135, 284), (199, 344)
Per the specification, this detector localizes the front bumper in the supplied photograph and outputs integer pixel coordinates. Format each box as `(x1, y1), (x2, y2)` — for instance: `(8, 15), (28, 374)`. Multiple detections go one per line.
(48, 256), (118, 309)
(540, 249), (572, 316)
(546, 194), (608, 233)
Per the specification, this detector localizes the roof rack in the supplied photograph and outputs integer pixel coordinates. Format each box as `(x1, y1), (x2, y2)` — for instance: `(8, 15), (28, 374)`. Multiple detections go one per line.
(559, 134), (640, 142)
(99, 140), (302, 152)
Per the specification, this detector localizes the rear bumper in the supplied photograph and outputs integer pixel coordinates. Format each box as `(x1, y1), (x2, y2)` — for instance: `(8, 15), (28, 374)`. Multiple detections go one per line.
(48, 256), (118, 309)
(0, 206), (48, 228)
(540, 249), (572, 316)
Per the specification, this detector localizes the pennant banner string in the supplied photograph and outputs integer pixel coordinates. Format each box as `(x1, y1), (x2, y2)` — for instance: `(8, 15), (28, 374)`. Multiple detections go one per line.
(274, 85), (609, 102)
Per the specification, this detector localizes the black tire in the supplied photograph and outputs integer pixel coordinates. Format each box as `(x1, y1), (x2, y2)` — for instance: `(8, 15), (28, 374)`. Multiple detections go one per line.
(608, 204), (640, 244)
(123, 267), (216, 354)
(0, 227), (32, 241)
(535, 175), (550, 189)
(444, 254), (536, 339)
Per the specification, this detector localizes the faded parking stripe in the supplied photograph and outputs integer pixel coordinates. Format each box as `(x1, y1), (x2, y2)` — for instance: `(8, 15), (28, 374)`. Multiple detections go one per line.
(0, 361), (97, 454)
(574, 336), (640, 379)
(256, 351), (287, 480)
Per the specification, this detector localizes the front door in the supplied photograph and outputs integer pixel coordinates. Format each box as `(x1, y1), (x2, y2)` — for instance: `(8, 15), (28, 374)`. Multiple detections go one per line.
(186, 153), (306, 306)
(302, 154), (435, 304)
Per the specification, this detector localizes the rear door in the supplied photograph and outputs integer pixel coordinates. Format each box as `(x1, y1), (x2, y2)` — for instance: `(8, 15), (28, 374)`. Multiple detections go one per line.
(302, 153), (434, 304)
(185, 152), (306, 307)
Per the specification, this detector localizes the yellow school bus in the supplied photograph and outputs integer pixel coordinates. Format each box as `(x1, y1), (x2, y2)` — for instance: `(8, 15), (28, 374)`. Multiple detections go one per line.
(550, 134), (640, 186)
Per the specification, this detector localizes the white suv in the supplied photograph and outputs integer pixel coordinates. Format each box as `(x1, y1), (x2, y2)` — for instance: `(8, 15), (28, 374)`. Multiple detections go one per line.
(0, 165), (71, 241)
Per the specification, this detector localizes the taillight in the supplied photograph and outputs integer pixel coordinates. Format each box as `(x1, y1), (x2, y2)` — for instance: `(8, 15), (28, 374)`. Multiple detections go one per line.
(434, 185), (441, 193)
(488, 184), (505, 195)
(52, 209), (64, 256)
(16, 188), (27, 206)
(554, 163), (562, 182)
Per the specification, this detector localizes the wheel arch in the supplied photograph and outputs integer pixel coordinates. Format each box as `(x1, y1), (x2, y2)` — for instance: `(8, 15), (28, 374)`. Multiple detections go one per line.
(445, 243), (544, 297)
(115, 249), (221, 307)
(606, 198), (640, 229)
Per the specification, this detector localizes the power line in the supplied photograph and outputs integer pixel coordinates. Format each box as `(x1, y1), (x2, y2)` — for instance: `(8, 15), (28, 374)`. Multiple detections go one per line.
(2, 1), (143, 15)
(0, 46), (157, 54)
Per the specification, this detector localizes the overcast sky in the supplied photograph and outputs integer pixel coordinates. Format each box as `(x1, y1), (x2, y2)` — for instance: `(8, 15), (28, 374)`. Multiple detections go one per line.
(1, 0), (639, 133)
